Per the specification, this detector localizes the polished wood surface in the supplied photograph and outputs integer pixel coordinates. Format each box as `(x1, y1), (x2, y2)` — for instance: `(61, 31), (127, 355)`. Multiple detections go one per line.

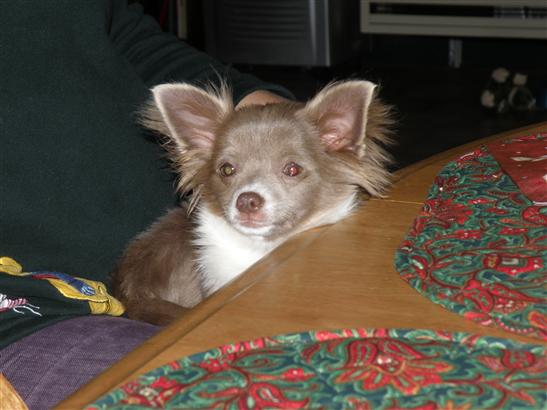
(58, 122), (546, 409)
(0, 374), (28, 410)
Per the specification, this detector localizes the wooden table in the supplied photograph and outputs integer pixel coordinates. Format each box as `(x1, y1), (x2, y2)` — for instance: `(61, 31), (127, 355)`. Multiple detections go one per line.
(58, 122), (546, 409)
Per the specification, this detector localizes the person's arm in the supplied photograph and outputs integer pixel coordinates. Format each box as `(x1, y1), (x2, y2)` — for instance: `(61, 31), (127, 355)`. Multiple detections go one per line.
(107, 1), (294, 105)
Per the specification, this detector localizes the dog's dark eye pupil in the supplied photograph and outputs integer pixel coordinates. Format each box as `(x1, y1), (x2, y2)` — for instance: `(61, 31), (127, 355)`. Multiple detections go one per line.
(283, 162), (302, 177)
(220, 163), (235, 177)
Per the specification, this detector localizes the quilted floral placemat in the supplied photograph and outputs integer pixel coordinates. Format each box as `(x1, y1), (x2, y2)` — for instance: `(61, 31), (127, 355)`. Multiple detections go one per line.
(86, 328), (545, 409)
(395, 132), (546, 340)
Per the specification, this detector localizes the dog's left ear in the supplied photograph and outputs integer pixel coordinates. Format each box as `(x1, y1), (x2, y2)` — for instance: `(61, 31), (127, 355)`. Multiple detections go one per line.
(300, 81), (376, 158)
(150, 83), (232, 153)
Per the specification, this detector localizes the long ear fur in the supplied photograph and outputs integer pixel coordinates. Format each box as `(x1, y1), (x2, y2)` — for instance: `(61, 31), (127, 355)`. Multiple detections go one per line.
(140, 83), (233, 208)
(337, 95), (394, 197)
(300, 80), (394, 197)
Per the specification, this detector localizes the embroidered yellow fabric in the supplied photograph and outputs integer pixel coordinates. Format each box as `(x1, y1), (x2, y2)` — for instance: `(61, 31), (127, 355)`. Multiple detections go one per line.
(0, 256), (124, 316)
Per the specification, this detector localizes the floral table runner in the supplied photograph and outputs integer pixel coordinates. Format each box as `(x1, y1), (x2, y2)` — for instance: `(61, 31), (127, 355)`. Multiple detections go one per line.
(395, 133), (546, 340)
(86, 328), (546, 409)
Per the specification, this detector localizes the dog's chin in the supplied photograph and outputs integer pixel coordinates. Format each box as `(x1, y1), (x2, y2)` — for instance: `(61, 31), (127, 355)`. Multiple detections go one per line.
(233, 222), (275, 238)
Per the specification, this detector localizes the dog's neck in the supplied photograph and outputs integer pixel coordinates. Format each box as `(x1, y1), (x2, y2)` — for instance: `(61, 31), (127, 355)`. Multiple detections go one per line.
(193, 206), (283, 294)
(192, 191), (358, 296)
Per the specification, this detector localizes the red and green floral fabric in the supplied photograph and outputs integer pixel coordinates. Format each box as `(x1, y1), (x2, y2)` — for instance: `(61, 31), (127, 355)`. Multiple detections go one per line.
(396, 133), (546, 340)
(86, 328), (545, 409)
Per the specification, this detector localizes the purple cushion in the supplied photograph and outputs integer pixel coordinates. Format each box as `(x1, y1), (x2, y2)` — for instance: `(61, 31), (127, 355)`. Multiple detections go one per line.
(0, 315), (159, 409)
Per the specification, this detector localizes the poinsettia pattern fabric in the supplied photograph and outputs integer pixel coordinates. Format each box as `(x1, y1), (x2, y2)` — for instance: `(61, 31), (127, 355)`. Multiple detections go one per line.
(86, 328), (545, 409)
(396, 133), (546, 340)
(488, 133), (546, 204)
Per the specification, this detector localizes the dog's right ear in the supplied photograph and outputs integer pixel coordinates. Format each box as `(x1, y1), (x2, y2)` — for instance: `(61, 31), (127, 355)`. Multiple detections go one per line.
(299, 81), (376, 159)
(150, 83), (233, 153)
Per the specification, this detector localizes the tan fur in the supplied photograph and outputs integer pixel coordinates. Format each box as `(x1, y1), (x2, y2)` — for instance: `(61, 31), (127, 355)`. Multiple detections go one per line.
(111, 208), (202, 325)
(112, 80), (394, 325)
(140, 83), (233, 212)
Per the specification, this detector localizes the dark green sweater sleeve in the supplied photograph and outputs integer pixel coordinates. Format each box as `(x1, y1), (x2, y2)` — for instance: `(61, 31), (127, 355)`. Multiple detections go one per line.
(107, 1), (294, 103)
(0, 0), (294, 348)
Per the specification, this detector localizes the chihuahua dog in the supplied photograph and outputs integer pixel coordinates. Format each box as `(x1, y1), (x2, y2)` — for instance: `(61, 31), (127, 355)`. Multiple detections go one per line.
(111, 80), (393, 325)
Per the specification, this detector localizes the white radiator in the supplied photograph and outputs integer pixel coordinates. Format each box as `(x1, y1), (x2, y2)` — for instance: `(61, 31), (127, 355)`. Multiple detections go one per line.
(360, 0), (547, 39)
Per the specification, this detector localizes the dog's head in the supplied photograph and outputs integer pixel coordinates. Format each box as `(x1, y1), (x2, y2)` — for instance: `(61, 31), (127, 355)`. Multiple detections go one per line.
(144, 81), (392, 240)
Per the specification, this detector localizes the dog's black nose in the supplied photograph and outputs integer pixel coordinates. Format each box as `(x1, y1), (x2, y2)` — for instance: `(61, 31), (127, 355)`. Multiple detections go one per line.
(236, 192), (264, 214)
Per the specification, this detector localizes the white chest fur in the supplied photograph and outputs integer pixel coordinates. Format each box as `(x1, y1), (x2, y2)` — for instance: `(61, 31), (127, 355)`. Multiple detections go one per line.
(193, 207), (281, 294)
(193, 192), (358, 296)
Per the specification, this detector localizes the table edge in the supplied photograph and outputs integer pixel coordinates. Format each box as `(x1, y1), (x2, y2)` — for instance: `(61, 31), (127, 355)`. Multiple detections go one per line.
(56, 121), (547, 409)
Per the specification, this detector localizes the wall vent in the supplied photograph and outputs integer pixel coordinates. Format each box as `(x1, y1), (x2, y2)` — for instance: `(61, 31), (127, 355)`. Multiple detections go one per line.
(203, 0), (360, 66)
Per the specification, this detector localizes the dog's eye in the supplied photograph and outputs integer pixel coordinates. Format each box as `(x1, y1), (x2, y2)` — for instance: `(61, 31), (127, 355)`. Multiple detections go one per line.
(283, 162), (302, 177)
(219, 162), (236, 177)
